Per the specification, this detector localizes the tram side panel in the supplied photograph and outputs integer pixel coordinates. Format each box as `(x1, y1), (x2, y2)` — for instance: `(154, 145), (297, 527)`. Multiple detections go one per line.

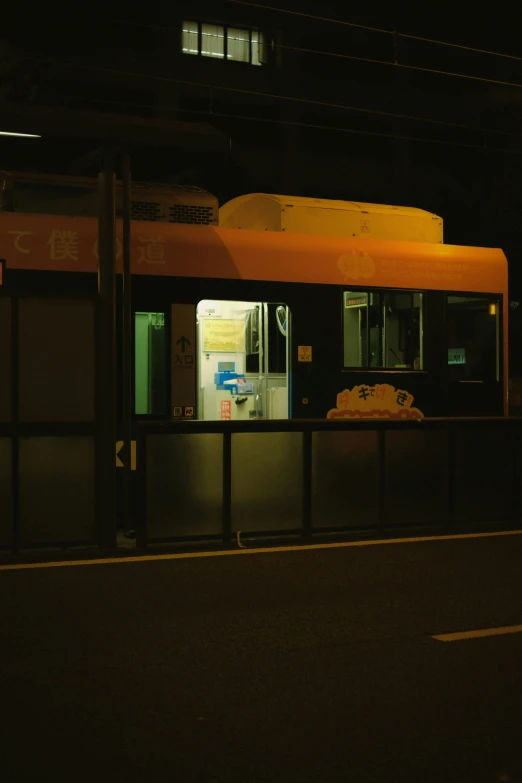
(289, 285), (435, 420)
(3, 270), (506, 422)
(285, 284), (504, 420)
(133, 274), (505, 421)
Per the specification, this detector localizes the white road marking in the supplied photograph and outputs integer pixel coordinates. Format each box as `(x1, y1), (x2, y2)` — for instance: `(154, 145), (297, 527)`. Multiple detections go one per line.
(433, 624), (522, 642)
(0, 529), (521, 572)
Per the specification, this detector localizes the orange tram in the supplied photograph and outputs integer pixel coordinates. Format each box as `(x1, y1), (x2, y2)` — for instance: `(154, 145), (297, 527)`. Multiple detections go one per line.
(0, 199), (509, 422)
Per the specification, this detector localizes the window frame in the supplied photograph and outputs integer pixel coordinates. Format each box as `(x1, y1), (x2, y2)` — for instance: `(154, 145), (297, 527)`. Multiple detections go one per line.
(341, 286), (426, 372)
(445, 290), (502, 384)
(181, 20), (268, 66)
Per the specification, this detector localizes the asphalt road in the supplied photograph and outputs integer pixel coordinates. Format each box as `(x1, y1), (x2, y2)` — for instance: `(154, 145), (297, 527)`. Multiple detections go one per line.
(2, 533), (522, 782)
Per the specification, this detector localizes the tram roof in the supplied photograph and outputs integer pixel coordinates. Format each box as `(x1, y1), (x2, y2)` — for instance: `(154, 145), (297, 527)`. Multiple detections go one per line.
(0, 213), (507, 295)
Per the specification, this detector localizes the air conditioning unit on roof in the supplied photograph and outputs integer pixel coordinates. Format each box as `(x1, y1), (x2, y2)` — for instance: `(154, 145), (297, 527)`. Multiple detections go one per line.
(220, 193), (443, 243)
(0, 171), (219, 225)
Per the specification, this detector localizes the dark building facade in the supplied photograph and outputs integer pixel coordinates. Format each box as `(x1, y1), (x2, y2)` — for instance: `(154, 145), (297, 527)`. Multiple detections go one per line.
(2, 3), (522, 295)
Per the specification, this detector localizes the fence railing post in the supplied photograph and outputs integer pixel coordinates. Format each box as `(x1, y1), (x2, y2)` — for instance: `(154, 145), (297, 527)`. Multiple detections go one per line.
(378, 428), (386, 532)
(222, 430), (232, 545)
(447, 422), (456, 531)
(11, 295), (19, 554)
(302, 429), (312, 538)
(135, 431), (147, 550)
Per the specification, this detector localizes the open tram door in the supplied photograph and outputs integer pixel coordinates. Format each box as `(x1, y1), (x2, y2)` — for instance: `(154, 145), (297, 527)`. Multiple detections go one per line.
(196, 300), (290, 421)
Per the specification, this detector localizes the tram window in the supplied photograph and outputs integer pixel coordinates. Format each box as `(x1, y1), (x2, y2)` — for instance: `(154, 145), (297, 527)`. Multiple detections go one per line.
(447, 295), (499, 382)
(135, 312), (167, 415)
(343, 290), (423, 370)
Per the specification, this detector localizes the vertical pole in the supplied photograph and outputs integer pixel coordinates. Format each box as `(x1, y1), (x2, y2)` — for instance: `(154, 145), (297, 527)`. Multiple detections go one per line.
(11, 295), (19, 553)
(263, 303), (269, 418)
(378, 428), (386, 532)
(97, 150), (117, 549)
(447, 423), (456, 531)
(222, 430), (231, 545)
(302, 429), (312, 538)
(122, 151), (133, 538)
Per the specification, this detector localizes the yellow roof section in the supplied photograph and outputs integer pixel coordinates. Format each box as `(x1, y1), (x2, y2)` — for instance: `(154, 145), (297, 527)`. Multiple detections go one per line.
(221, 193), (439, 218)
(219, 193), (443, 243)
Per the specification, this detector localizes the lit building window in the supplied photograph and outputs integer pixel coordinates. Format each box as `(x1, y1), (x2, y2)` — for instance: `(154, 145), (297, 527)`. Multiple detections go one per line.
(182, 21), (199, 56)
(201, 23), (225, 59)
(182, 21), (266, 66)
(251, 30), (264, 66)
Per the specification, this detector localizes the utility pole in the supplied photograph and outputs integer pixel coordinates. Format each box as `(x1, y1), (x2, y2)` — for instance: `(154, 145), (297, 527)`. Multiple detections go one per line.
(121, 151), (133, 539)
(97, 149), (117, 549)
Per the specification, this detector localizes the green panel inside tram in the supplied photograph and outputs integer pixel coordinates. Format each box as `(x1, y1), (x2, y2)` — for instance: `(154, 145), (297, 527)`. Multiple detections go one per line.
(135, 312), (166, 416)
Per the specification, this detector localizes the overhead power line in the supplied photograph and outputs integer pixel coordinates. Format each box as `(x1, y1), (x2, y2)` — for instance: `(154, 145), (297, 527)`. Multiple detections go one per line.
(42, 58), (522, 143)
(55, 92), (522, 157)
(228, 0), (522, 63)
(151, 108), (522, 156)
(228, 0), (392, 35)
(269, 43), (522, 91)
(115, 17), (522, 92)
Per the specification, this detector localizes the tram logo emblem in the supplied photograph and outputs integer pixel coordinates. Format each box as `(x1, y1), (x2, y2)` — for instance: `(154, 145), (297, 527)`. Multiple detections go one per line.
(327, 383), (424, 420)
(338, 249), (376, 281)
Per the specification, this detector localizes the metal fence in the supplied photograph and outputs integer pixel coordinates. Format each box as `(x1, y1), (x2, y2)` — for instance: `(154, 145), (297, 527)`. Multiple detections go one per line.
(1, 416), (521, 554)
(0, 294), (98, 553)
(133, 417), (522, 548)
